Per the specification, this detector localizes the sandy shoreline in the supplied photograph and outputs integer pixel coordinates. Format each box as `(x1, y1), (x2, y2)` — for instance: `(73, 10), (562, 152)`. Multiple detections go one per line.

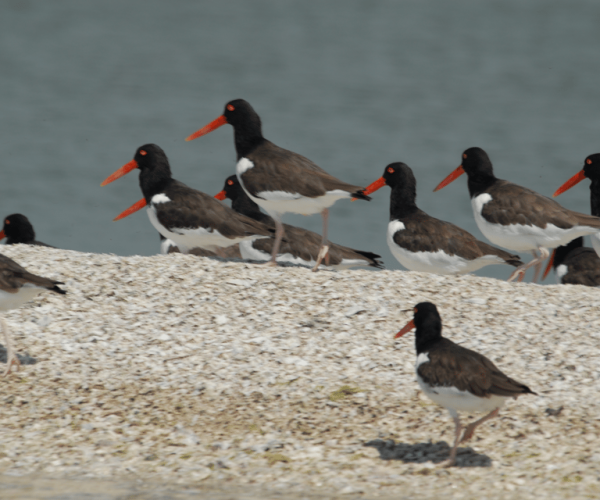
(1, 245), (600, 499)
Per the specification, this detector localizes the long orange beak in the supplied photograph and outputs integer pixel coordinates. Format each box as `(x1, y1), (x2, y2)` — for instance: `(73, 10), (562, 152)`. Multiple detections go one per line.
(101, 159), (138, 186)
(0, 230), (5, 241)
(214, 190), (227, 201)
(113, 198), (147, 221)
(434, 165), (465, 192)
(185, 115), (228, 142)
(394, 319), (415, 339)
(542, 250), (555, 281)
(553, 170), (586, 197)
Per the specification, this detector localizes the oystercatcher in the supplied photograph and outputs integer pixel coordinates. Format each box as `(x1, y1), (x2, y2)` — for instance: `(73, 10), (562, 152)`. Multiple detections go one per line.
(215, 175), (383, 270)
(434, 147), (600, 282)
(101, 144), (272, 254)
(185, 99), (371, 271)
(553, 153), (600, 258)
(542, 237), (600, 286)
(359, 163), (521, 275)
(0, 253), (66, 376)
(159, 234), (242, 259)
(395, 302), (535, 466)
(0, 214), (54, 247)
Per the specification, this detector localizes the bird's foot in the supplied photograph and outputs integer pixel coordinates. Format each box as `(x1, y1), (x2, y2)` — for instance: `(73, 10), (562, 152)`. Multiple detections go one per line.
(2, 352), (21, 377)
(312, 245), (330, 272)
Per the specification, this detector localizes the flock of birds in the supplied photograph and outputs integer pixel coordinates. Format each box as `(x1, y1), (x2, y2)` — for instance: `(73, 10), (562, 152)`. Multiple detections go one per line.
(1, 98), (600, 466)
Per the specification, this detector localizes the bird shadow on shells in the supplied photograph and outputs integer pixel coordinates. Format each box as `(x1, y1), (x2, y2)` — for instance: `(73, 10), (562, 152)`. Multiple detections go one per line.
(364, 438), (492, 467)
(0, 345), (37, 366)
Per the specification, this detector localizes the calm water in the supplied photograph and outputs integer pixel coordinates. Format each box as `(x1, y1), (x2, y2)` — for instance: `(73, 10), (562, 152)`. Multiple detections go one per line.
(2, 1), (600, 282)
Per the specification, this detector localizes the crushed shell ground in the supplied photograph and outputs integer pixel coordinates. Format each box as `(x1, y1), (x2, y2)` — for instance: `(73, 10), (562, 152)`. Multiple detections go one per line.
(0, 245), (599, 499)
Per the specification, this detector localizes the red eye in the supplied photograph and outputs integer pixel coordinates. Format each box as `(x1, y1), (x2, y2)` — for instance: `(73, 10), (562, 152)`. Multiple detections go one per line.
(5, 219), (9, 225)
(140, 150), (147, 156)
(463, 153), (467, 159)
(387, 167), (394, 174)
(227, 180), (234, 185)
(413, 307), (418, 313)
(227, 104), (235, 112)
(587, 159), (592, 165)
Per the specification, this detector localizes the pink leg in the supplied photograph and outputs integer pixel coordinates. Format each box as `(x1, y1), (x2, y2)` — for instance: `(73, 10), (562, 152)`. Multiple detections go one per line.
(508, 247), (549, 283)
(312, 208), (330, 272)
(268, 218), (285, 267)
(442, 413), (463, 468)
(2, 317), (20, 377)
(460, 407), (500, 443)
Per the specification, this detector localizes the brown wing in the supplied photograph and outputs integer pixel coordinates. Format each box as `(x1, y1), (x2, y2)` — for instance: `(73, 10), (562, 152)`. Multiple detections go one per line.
(418, 338), (535, 398)
(156, 181), (273, 239)
(561, 248), (600, 286)
(0, 254), (65, 294)
(394, 211), (521, 265)
(483, 180), (600, 229)
(242, 141), (367, 199)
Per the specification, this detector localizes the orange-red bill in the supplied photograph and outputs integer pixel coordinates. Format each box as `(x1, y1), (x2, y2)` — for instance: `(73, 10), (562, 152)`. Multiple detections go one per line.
(553, 170), (586, 198)
(394, 319), (415, 339)
(433, 165), (465, 192)
(101, 159), (138, 187)
(0, 230), (5, 241)
(113, 198), (147, 221)
(214, 190), (227, 201)
(351, 177), (386, 201)
(185, 115), (228, 142)
(542, 250), (555, 281)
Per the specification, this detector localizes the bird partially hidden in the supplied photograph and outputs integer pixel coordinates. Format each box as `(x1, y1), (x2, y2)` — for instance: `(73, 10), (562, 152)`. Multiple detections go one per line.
(395, 302), (535, 466)
(159, 234), (242, 259)
(542, 237), (600, 286)
(0, 214), (55, 247)
(0, 253), (66, 376)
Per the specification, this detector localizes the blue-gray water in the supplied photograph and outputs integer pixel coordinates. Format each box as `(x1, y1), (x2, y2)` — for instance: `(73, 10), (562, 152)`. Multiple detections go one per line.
(2, 1), (600, 282)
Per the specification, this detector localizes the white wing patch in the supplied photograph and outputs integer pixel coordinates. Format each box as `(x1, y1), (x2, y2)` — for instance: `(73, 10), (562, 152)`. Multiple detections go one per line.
(151, 193), (171, 204)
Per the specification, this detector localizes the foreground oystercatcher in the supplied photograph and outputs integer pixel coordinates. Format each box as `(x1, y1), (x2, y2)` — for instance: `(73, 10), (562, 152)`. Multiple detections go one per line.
(359, 163), (521, 275)
(434, 147), (600, 282)
(215, 175), (383, 270)
(553, 153), (600, 258)
(101, 144), (272, 254)
(395, 302), (535, 466)
(186, 99), (371, 271)
(542, 237), (600, 286)
(0, 214), (54, 247)
(0, 253), (66, 376)
(159, 234), (242, 259)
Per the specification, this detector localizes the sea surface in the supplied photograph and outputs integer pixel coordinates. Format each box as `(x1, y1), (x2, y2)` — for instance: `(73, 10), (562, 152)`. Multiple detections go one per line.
(1, 0), (600, 496)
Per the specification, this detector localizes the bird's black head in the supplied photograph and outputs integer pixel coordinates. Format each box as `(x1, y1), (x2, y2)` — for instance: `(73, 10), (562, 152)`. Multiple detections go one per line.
(133, 144), (170, 173)
(2, 213), (35, 243)
(461, 147), (495, 178)
(223, 99), (262, 133)
(553, 237), (584, 269)
(413, 302), (443, 352)
(382, 162), (416, 189)
(583, 154), (600, 181)
(221, 174), (245, 201)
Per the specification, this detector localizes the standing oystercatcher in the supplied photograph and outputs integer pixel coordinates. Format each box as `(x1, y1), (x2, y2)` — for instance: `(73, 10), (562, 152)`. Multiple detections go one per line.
(0, 253), (66, 376)
(215, 175), (383, 270)
(185, 99), (371, 271)
(434, 147), (600, 282)
(553, 153), (600, 258)
(101, 144), (272, 254)
(542, 237), (600, 286)
(359, 163), (521, 275)
(0, 214), (54, 247)
(395, 302), (535, 466)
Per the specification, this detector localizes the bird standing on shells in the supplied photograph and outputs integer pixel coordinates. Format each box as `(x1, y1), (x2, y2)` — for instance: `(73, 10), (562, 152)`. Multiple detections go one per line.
(101, 144), (273, 255)
(0, 253), (66, 376)
(395, 302), (535, 466)
(0, 214), (54, 247)
(215, 175), (383, 270)
(359, 163), (522, 275)
(434, 147), (600, 282)
(186, 99), (371, 271)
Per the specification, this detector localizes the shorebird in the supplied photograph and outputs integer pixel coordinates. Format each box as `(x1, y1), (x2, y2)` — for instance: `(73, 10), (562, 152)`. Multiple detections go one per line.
(434, 147), (600, 282)
(0, 214), (54, 247)
(395, 302), (535, 466)
(215, 175), (383, 270)
(542, 237), (600, 286)
(186, 99), (371, 271)
(159, 234), (242, 259)
(0, 253), (66, 376)
(360, 163), (521, 275)
(553, 153), (600, 258)
(101, 144), (273, 255)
